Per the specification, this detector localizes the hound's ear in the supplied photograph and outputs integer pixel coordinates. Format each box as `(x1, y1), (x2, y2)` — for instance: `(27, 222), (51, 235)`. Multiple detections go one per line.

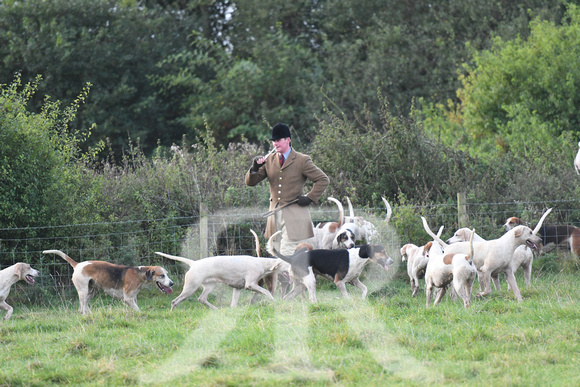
(358, 245), (370, 258)
(400, 246), (407, 261)
(14, 263), (23, 278)
(143, 269), (154, 281)
(513, 227), (524, 238)
(270, 261), (282, 271)
(400, 245), (407, 256)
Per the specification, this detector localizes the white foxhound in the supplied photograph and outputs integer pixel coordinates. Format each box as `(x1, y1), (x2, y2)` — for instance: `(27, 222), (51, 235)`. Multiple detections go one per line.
(0, 263), (39, 320)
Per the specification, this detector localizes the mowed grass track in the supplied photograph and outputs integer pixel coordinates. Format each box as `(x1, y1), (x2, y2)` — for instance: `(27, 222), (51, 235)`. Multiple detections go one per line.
(1, 258), (579, 386)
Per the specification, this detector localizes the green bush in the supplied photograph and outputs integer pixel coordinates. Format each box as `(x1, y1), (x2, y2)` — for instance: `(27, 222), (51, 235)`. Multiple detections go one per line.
(309, 95), (485, 206)
(0, 75), (100, 229)
(422, 4), (580, 160)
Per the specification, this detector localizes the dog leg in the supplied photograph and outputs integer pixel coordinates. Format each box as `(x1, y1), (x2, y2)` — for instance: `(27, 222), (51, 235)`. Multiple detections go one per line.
(334, 281), (350, 299)
(249, 290), (261, 305)
(412, 275), (421, 297)
(231, 288), (242, 307)
(425, 282), (433, 308)
(303, 270), (317, 303)
(350, 277), (368, 299)
(504, 270), (523, 302)
(454, 280), (470, 309)
(171, 282), (201, 311)
(278, 273), (290, 297)
(433, 286), (447, 307)
(476, 269), (492, 298)
(87, 285), (98, 303)
(448, 286), (457, 301)
(492, 274), (501, 291)
(246, 283), (275, 301)
(269, 274), (278, 295)
(1, 301), (13, 320)
(476, 271), (484, 292)
(462, 283), (472, 308)
(284, 283), (306, 300)
(123, 297), (141, 312)
(465, 280), (474, 308)
(72, 276), (92, 315)
(76, 291), (91, 315)
(198, 283), (218, 310)
(522, 261), (532, 287)
(306, 286), (317, 303)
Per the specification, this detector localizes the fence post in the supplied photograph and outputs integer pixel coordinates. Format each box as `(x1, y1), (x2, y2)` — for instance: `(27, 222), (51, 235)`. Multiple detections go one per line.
(457, 192), (468, 228)
(199, 203), (208, 259)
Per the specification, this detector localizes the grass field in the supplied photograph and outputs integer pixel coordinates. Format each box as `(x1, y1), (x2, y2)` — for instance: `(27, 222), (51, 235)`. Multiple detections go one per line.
(1, 256), (579, 386)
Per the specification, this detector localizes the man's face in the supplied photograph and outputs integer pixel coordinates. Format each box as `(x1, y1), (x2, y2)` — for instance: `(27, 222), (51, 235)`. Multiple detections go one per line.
(273, 137), (291, 154)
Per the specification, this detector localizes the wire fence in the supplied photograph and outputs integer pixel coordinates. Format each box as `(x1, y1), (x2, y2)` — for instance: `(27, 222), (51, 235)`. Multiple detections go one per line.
(2, 198), (579, 302)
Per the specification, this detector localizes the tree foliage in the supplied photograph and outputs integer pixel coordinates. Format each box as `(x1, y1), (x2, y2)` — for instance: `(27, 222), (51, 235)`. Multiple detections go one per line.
(424, 4), (580, 159)
(0, 0), (565, 154)
(0, 0), (199, 154)
(0, 75), (100, 228)
(153, 28), (323, 142)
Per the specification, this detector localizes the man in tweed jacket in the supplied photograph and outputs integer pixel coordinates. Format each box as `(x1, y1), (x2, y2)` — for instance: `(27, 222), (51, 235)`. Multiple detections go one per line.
(245, 123), (329, 255)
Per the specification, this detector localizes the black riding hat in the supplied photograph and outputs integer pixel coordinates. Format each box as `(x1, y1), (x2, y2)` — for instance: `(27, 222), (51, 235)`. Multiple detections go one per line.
(270, 123), (291, 140)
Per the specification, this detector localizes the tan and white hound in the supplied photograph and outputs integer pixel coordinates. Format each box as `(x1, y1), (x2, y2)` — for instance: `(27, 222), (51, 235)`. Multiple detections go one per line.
(43, 250), (174, 314)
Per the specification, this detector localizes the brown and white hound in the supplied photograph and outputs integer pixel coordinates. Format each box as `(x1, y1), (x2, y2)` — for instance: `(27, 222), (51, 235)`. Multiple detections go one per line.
(43, 250), (174, 314)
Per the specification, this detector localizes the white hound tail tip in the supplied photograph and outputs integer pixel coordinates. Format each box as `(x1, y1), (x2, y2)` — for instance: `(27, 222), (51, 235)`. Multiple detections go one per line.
(327, 197), (344, 226)
(532, 208), (552, 235)
(382, 197), (392, 222)
(266, 230), (283, 257)
(421, 216), (448, 248)
(346, 196), (355, 218)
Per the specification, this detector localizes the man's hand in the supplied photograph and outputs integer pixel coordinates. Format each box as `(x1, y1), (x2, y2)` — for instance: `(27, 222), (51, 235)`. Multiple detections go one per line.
(250, 156), (265, 172)
(297, 195), (312, 206)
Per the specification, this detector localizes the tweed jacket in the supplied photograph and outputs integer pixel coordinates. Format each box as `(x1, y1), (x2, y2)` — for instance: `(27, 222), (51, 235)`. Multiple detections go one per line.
(245, 149), (329, 240)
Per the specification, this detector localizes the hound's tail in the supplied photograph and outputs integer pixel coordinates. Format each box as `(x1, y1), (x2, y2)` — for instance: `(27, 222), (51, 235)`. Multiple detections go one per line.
(249, 229), (261, 257)
(421, 217), (448, 248)
(327, 197), (344, 227)
(43, 249), (79, 268)
(266, 231), (294, 264)
(346, 196), (355, 220)
(532, 208), (552, 235)
(468, 229), (475, 261)
(155, 252), (196, 267)
(382, 197), (392, 223)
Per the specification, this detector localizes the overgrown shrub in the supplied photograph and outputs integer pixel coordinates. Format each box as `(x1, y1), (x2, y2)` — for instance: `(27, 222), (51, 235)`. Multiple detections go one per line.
(309, 95), (483, 206)
(0, 75), (100, 230)
(94, 125), (271, 221)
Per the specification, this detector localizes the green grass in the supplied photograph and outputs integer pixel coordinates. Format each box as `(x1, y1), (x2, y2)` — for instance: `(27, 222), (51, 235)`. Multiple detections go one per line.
(1, 257), (579, 386)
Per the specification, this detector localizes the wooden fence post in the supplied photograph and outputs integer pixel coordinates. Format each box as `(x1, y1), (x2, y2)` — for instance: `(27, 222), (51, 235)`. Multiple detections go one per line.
(199, 203), (208, 259)
(457, 192), (468, 228)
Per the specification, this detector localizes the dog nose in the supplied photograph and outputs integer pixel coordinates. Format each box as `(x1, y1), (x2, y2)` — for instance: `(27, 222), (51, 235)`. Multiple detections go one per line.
(169, 281), (174, 287)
